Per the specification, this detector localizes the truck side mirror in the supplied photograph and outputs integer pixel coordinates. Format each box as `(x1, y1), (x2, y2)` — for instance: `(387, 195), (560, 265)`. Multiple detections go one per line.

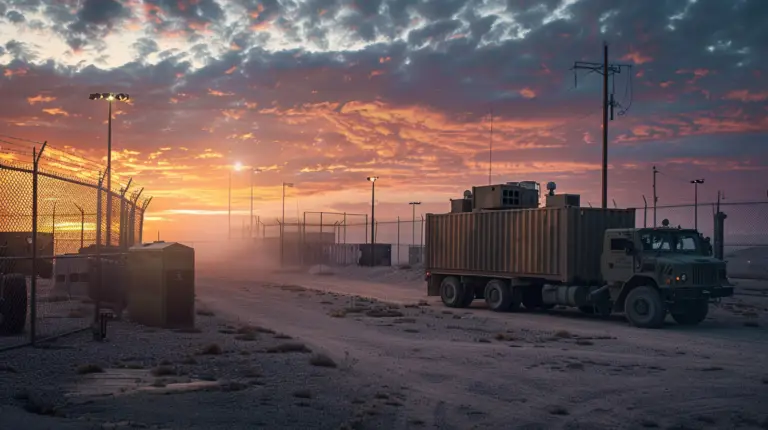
(704, 237), (713, 256)
(624, 242), (635, 256)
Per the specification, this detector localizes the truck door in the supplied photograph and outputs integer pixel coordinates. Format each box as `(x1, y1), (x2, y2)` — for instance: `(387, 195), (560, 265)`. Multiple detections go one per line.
(602, 235), (636, 283)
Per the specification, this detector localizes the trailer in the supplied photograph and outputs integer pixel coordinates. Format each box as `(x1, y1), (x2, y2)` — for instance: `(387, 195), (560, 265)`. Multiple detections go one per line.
(425, 183), (733, 328)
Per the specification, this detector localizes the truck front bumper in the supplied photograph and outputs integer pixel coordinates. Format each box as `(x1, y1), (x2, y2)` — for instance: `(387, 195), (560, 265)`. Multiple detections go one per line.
(666, 286), (734, 301)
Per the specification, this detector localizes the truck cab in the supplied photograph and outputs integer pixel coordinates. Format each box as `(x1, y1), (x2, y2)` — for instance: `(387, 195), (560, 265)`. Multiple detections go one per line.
(600, 222), (733, 328)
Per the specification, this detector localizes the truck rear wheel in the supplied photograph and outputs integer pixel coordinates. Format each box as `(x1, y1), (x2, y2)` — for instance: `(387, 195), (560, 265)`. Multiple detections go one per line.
(624, 286), (666, 329)
(440, 276), (465, 308)
(484, 280), (521, 312)
(0, 274), (28, 335)
(671, 300), (709, 326)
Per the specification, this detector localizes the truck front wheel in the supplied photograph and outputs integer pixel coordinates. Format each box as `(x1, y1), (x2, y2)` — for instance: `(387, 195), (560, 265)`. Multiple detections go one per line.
(624, 286), (666, 329)
(440, 276), (465, 308)
(671, 300), (709, 326)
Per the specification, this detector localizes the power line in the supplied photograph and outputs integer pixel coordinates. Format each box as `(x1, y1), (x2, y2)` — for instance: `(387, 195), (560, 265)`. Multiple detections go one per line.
(0, 133), (45, 145)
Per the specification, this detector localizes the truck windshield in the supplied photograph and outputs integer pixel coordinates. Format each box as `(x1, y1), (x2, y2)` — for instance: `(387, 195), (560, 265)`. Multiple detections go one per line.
(639, 230), (702, 254)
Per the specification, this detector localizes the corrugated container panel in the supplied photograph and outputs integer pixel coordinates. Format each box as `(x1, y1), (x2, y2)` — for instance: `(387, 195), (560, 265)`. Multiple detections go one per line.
(425, 207), (634, 284)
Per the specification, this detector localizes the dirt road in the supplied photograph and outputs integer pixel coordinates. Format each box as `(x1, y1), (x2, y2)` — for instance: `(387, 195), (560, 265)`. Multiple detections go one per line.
(197, 268), (768, 430)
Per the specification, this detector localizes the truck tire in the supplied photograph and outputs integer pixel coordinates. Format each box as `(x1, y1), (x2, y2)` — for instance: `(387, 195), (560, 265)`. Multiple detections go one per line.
(484, 279), (521, 312)
(440, 276), (465, 308)
(0, 274), (28, 335)
(459, 287), (475, 307)
(624, 286), (666, 329)
(671, 300), (709, 326)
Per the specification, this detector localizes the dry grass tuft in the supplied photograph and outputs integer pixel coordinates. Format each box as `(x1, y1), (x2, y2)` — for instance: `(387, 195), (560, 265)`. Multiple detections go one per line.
(76, 364), (104, 375)
(293, 389), (312, 399)
(200, 343), (223, 355)
(238, 325), (275, 335)
(309, 353), (337, 368)
(548, 406), (570, 416)
(235, 332), (257, 341)
(266, 342), (311, 354)
(365, 308), (404, 318)
(280, 285), (307, 292)
(181, 356), (198, 365)
(151, 365), (177, 377)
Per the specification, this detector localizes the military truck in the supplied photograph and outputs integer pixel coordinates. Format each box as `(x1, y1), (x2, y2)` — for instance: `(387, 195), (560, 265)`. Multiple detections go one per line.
(424, 182), (733, 328)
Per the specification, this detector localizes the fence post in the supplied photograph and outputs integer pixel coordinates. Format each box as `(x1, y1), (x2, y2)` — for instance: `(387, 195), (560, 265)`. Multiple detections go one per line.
(642, 195), (648, 228)
(51, 202), (56, 255)
(364, 214), (368, 244)
(396, 216), (400, 265)
(138, 197), (152, 244)
(119, 188), (127, 249)
(75, 203), (85, 251)
(713, 210), (727, 260)
(420, 215), (424, 263)
(30, 142), (47, 345)
(93, 172), (104, 341)
(343, 213), (347, 244)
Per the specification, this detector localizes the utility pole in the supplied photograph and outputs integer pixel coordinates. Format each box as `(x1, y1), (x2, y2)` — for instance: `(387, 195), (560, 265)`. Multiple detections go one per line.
(572, 42), (632, 209)
(652, 165), (658, 227)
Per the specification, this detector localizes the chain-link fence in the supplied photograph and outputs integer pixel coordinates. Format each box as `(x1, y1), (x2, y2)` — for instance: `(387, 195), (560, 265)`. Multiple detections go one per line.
(1, 143), (151, 352)
(247, 202), (766, 272)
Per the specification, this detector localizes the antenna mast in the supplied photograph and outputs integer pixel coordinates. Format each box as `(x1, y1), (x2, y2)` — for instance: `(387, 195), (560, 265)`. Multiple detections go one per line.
(488, 106), (493, 185)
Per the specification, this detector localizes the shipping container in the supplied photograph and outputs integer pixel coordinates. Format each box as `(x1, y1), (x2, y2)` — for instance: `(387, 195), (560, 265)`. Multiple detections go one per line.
(425, 207), (635, 285)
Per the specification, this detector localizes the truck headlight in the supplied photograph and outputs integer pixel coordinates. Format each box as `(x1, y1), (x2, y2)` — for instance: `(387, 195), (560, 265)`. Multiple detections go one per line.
(679, 273), (687, 282)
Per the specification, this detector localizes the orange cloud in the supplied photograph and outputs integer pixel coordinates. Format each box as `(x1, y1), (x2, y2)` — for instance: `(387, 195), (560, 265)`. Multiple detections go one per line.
(225, 66), (237, 75)
(208, 89), (234, 97)
(620, 49), (652, 65)
(42, 107), (69, 116)
(27, 95), (56, 104)
(723, 90), (768, 103)
(3, 68), (28, 78)
(519, 88), (536, 99)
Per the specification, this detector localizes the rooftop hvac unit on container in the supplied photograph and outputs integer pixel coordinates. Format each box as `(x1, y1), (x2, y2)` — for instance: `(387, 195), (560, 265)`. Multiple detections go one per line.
(472, 183), (540, 211)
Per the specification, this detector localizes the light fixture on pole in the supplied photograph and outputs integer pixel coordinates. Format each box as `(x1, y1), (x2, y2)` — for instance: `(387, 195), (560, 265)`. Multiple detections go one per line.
(89, 92), (130, 247)
(250, 168), (262, 239)
(408, 202), (421, 248)
(281, 182), (294, 266)
(367, 176), (378, 266)
(690, 178), (704, 231)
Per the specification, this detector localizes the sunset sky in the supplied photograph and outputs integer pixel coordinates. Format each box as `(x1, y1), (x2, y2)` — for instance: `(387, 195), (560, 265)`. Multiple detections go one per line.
(0, 0), (766, 241)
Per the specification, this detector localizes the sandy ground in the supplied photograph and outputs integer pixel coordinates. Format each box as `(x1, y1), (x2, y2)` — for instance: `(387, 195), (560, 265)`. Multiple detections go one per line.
(2, 260), (767, 429)
(195, 263), (768, 430)
(0, 299), (404, 430)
